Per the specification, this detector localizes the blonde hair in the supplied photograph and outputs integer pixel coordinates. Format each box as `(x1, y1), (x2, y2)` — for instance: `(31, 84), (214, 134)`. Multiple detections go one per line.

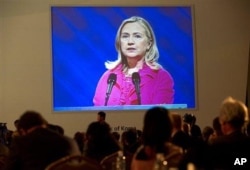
(219, 96), (249, 129)
(105, 16), (162, 73)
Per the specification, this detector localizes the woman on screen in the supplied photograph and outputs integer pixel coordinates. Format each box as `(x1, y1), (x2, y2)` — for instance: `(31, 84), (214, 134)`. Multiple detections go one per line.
(93, 16), (174, 106)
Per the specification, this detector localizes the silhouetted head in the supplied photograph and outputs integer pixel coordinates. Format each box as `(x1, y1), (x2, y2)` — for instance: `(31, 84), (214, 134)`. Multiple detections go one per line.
(142, 106), (173, 152)
(18, 110), (47, 135)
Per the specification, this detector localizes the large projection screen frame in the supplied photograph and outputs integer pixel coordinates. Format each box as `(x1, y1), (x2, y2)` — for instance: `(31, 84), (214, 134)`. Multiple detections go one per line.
(51, 5), (198, 112)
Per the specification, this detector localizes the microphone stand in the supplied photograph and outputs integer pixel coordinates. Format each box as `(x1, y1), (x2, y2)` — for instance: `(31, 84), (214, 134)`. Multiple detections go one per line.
(132, 72), (141, 105)
(136, 92), (141, 105)
(104, 73), (117, 106)
(104, 94), (110, 106)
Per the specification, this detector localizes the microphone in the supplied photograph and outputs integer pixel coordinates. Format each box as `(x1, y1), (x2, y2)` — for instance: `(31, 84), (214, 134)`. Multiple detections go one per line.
(132, 72), (141, 105)
(105, 73), (117, 106)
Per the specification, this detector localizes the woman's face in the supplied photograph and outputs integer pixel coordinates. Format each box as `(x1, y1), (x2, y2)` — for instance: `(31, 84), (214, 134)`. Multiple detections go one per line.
(120, 22), (151, 61)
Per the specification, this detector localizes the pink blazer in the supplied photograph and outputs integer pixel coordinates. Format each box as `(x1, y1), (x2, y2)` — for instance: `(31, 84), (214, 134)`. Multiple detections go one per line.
(93, 63), (174, 106)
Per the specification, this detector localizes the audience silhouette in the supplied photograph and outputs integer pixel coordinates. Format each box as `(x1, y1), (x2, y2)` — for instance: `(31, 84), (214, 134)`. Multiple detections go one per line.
(205, 97), (250, 170)
(2, 96), (250, 170)
(112, 131), (121, 142)
(73, 131), (86, 154)
(97, 111), (106, 123)
(170, 112), (191, 152)
(83, 121), (121, 162)
(131, 107), (183, 170)
(121, 128), (141, 155)
(202, 126), (214, 143)
(4, 110), (80, 170)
